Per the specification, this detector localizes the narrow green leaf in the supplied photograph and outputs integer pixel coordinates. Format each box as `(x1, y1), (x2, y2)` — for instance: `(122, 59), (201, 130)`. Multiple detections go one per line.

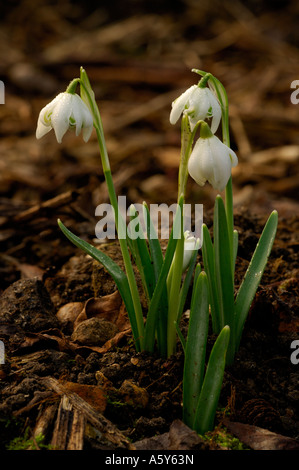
(177, 251), (200, 324)
(143, 196), (184, 352)
(235, 210), (278, 348)
(233, 229), (238, 272)
(142, 202), (168, 356)
(175, 321), (186, 353)
(143, 202), (163, 281)
(57, 219), (140, 350)
(166, 202), (184, 357)
(128, 207), (156, 302)
(183, 272), (209, 428)
(193, 325), (230, 435)
(214, 196), (235, 363)
(202, 224), (221, 333)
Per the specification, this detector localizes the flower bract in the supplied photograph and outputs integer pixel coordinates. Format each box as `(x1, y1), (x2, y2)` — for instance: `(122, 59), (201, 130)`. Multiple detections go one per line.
(170, 85), (221, 133)
(36, 92), (93, 143)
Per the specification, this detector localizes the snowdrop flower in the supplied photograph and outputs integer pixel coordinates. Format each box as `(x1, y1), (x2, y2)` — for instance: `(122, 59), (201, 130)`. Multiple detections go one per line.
(36, 92), (93, 143)
(170, 84), (221, 133)
(182, 231), (200, 271)
(188, 122), (238, 192)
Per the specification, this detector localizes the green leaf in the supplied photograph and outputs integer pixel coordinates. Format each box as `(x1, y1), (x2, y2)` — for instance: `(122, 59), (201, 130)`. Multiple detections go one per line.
(128, 206), (156, 302)
(57, 219), (140, 350)
(202, 224), (221, 333)
(142, 202), (168, 356)
(235, 210), (278, 348)
(143, 202), (164, 281)
(143, 196), (184, 353)
(193, 325), (230, 435)
(175, 321), (186, 353)
(183, 272), (209, 428)
(177, 251), (200, 324)
(233, 229), (238, 272)
(213, 196), (235, 363)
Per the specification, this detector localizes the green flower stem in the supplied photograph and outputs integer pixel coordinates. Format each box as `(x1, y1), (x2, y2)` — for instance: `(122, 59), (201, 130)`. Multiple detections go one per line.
(167, 224), (184, 357)
(94, 126), (145, 350)
(79, 72), (145, 350)
(167, 115), (202, 357)
(177, 114), (191, 201)
(212, 75), (234, 267)
(66, 78), (80, 94)
(198, 73), (212, 89)
(177, 117), (203, 202)
(192, 69), (235, 263)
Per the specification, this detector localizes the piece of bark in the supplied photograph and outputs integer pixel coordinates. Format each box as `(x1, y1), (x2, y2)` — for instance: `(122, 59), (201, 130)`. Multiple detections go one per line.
(42, 376), (134, 450)
(33, 403), (58, 440)
(51, 395), (85, 450)
(223, 419), (299, 450)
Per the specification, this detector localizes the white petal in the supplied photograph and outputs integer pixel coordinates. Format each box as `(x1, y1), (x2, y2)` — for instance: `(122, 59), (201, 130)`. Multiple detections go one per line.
(188, 87), (210, 122)
(71, 95), (84, 136)
(209, 138), (232, 191)
(170, 85), (196, 124)
(35, 93), (63, 139)
(198, 139), (215, 181)
(208, 91), (222, 133)
(188, 139), (211, 186)
(51, 93), (72, 143)
(82, 123), (93, 142)
(229, 148), (238, 167)
(81, 102), (94, 142)
(39, 93), (63, 124)
(36, 120), (52, 139)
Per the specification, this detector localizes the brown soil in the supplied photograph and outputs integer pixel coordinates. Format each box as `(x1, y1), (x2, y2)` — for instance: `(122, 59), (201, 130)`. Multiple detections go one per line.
(0, 0), (298, 451)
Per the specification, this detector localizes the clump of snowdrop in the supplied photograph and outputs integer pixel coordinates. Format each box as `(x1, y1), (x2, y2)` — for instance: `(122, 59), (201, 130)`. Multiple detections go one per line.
(35, 67), (278, 437)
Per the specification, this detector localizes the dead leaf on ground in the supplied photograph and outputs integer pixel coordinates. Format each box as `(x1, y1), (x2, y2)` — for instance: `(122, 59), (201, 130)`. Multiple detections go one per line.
(223, 419), (299, 450)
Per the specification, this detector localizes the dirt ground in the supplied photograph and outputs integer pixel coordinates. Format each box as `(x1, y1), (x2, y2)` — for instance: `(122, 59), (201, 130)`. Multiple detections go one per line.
(0, 0), (298, 451)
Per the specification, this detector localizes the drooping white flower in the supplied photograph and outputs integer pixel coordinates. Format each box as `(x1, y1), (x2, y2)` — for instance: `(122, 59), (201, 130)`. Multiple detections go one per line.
(36, 92), (93, 143)
(188, 123), (238, 191)
(182, 230), (200, 271)
(170, 84), (221, 133)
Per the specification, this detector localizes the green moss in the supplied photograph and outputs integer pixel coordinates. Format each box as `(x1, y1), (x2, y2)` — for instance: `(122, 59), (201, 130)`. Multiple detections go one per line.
(7, 428), (51, 450)
(203, 426), (250, 450)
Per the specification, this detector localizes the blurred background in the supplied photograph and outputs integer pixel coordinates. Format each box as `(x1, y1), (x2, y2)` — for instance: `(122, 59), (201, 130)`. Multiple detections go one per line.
(0, 0), (298, 287)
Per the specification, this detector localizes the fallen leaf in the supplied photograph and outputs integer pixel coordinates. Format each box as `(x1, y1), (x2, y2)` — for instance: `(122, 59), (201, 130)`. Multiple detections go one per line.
(63, 381), (107, 413)
(223, 419), (299, 450)
(74, 291), (122, 330)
